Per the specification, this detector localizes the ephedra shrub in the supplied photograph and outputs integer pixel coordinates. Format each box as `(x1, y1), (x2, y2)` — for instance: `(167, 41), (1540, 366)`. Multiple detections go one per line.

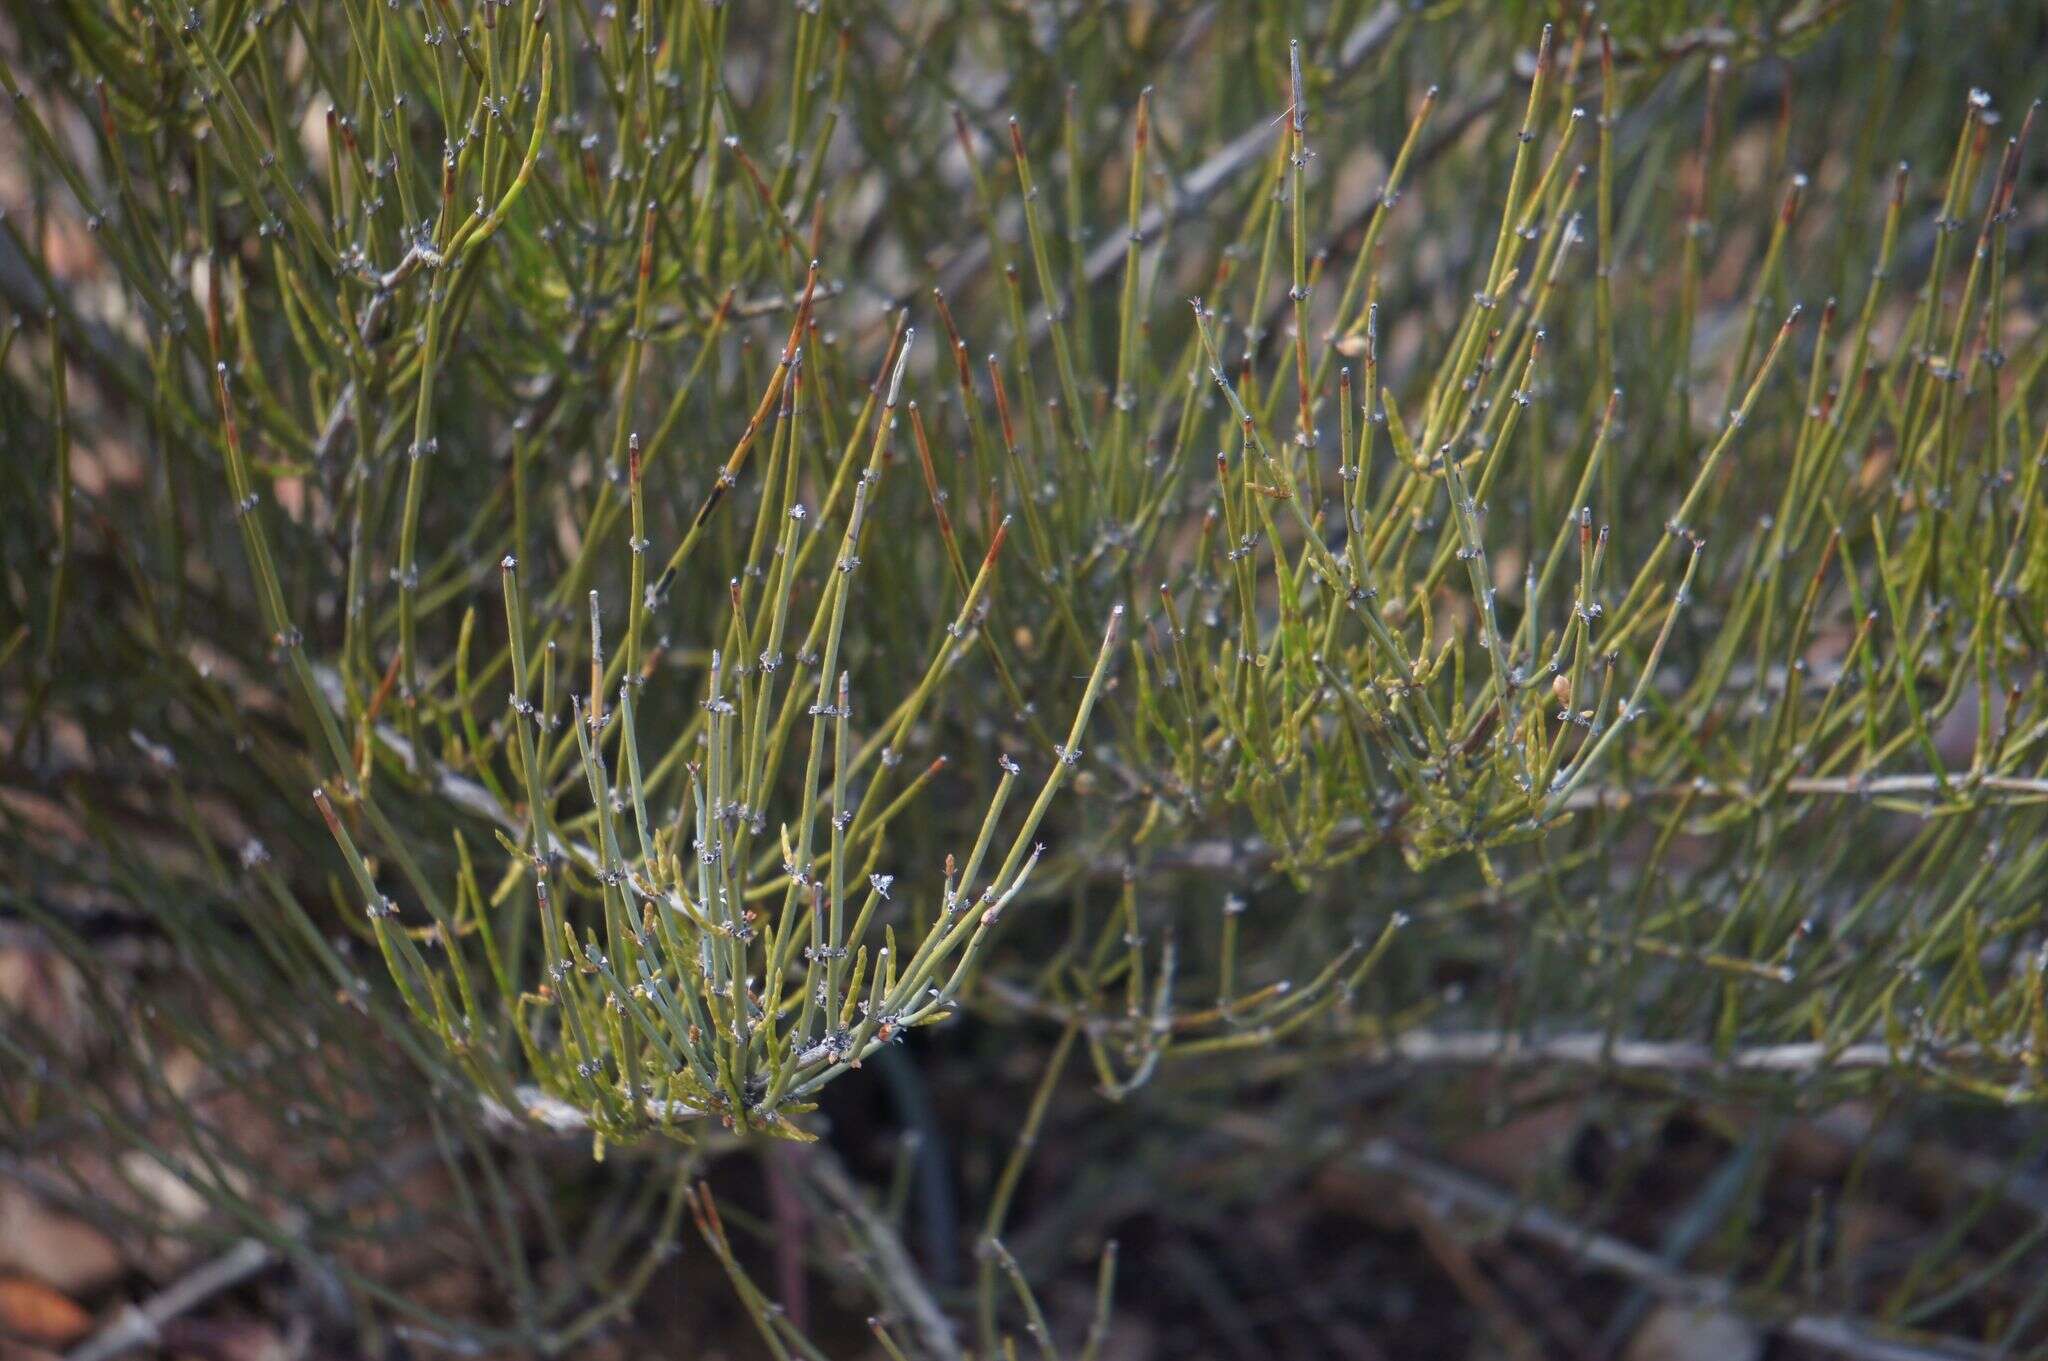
(3, 0), (2047, 1357)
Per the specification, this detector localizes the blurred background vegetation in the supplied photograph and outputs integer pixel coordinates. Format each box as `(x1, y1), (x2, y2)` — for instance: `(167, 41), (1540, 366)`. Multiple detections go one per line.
(3, 0), (2046, 1358)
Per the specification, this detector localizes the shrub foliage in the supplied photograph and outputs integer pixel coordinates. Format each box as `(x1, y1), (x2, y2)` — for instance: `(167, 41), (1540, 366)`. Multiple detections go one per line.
(4, 0), (2047, 1356)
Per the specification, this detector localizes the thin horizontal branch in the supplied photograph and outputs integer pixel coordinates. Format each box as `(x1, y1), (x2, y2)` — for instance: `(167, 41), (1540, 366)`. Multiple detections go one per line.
(1568, 773), (2048, 808)
(478, 1084), (709, 1134)
(1358, 1029), (1975, 1075)
(979, 981), (1987, 1081)
(1089, 767), (2048, 881)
